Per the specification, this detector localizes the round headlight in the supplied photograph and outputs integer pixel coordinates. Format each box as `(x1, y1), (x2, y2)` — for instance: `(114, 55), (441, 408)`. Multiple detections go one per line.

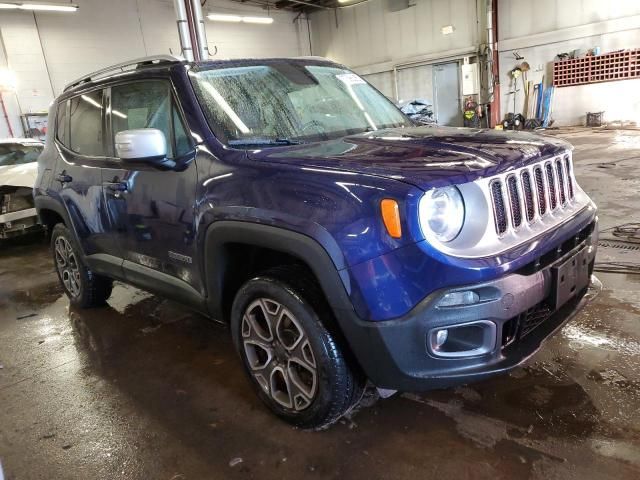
(419, 186), (465, 243)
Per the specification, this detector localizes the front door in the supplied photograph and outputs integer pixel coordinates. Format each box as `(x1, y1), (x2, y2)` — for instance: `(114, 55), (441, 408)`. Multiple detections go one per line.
(101, 79), (202, 301)
(433, 62), (462, 127)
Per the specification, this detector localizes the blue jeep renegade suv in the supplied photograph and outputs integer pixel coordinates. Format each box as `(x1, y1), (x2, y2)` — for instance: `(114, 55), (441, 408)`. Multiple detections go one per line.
(35, 55), (600, 429)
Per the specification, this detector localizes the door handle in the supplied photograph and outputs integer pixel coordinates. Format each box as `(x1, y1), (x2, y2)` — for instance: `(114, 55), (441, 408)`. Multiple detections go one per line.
(105, 182), (128, 192)
(56, 172), (72, 183)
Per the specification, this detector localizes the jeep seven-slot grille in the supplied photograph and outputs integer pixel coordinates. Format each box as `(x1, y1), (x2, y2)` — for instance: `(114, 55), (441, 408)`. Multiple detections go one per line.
(555, 160), (566, 205)
(534, 166), (547, 215)
(545, 162), (558, 210)
(490, 156), (576, 235)
(565, 156), (574, 199)
(506, 176), (522, 228)
(491, 181), (508, 234)
(521, 170), (535, 222)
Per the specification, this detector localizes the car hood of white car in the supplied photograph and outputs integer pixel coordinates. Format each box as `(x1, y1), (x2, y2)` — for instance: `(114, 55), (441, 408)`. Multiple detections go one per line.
(0, 162), (38, 189)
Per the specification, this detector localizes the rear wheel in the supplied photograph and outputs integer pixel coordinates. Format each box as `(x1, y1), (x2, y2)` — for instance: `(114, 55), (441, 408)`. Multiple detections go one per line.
(51, 223), (113, 308)
(231, 266), (364, 429)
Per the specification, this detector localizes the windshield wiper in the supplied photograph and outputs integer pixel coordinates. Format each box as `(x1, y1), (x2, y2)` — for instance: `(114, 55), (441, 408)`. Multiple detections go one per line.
(228, 138), (304, 147)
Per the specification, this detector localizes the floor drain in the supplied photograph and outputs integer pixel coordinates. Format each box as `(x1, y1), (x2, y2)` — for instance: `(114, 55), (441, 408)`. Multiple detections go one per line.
(598, 240), (640, 251)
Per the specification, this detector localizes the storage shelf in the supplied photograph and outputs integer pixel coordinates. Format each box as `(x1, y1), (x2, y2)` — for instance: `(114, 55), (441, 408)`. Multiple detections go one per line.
(553, 49), (640, 87)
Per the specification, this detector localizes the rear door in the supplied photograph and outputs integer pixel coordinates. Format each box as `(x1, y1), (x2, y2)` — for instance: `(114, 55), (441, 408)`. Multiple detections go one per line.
(100, 79), (202, 299)
(50, 89), (122, 274)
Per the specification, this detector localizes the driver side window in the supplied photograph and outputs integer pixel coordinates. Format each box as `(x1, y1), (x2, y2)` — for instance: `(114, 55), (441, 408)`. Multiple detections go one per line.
(110, 80), (191, 159)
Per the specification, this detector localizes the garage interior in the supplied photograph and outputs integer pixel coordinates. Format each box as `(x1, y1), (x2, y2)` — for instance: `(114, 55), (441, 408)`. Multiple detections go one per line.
(1, 0), (640, 479)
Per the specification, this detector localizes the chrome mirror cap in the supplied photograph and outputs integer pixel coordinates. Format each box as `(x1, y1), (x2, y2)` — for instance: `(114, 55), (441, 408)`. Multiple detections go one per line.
(115, 128), (167, 160)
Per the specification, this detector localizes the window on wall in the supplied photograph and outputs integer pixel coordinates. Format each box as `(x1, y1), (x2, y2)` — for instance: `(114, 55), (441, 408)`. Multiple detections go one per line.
(69, 90), (106, 156)
(56, 101), (68, 146)
(110, 80), (191, 159)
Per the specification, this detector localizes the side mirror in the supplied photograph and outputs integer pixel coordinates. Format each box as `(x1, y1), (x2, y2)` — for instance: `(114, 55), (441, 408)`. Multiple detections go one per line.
(115, 129), (175, 169)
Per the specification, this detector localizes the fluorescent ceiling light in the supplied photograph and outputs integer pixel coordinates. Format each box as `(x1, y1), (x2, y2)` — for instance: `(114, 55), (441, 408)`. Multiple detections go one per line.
(207, 13), (241, 22)
(242, 16), (273, 24)
(0, 68), (18, 91)
(207, 13), (273, 25)
(441, 25), (455, 35)
(0, 2), (78, 11)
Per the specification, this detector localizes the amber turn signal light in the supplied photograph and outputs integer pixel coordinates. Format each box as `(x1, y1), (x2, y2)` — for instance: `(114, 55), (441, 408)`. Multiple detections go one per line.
(380, 199), (402, 238)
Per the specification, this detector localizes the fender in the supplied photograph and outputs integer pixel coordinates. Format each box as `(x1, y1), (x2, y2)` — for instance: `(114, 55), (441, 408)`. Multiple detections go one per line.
(34, 196), (84, 256)
(203, 221), (355, 321)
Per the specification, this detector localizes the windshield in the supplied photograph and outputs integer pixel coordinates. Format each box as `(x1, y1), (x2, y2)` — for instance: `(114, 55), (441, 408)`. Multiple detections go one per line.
(192, 63), (411, 146)
(0, 143), (42, 167)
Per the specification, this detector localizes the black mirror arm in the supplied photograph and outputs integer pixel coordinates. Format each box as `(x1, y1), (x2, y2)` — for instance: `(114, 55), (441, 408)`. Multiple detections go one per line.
(122, 155), (176, 171)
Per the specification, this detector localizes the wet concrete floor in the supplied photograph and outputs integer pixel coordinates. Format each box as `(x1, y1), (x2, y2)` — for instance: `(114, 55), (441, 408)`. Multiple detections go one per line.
(1, 128), (640, 479)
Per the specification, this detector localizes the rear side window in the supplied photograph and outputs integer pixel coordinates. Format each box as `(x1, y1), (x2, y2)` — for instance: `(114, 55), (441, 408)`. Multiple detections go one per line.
(56, 101), (68, 146)
(110, 80), (191, 159)
(69, 90), (106, 156)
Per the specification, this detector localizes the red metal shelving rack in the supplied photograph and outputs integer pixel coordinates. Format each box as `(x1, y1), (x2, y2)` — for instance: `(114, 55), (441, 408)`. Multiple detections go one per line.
(553, 48), (640, 87)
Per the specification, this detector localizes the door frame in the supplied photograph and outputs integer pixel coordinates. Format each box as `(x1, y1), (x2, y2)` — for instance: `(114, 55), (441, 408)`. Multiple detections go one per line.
(432, 61), (462, 126)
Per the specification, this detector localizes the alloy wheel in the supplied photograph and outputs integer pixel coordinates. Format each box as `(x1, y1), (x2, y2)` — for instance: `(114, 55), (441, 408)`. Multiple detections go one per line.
(241, 298), (318, 411)
(54, 236), (81, 298)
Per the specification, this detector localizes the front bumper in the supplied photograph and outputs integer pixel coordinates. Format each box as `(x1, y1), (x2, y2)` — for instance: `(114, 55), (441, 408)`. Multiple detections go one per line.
(338, 229), (600, 391)
(0, 208), (42, 239)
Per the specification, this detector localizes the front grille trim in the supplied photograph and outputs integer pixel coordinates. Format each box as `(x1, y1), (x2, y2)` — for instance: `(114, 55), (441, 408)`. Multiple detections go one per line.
(506, 174), (523, 228)
(487, 155), (578, 237)
(425, 151), (591, 259)
(555, 159), (567, 205)
(564, 155), (574, 199)
(534, 166), (547, 216)
(545, 162), (558, 210)
(485, 153), (582, 239)
(490, 180), (508, 235)
(521, 170), (535, 223)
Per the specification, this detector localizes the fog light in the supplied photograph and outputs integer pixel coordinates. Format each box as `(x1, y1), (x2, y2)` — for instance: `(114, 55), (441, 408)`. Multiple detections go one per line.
(437, 290), (480, 307)
(435, 329), (448, 347)
(427, 320), (497, 358)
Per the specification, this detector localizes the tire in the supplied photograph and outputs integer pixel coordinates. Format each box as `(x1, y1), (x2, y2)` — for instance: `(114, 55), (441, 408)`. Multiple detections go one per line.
(231, 265), (364, 430)
(51, 223), (113, 308)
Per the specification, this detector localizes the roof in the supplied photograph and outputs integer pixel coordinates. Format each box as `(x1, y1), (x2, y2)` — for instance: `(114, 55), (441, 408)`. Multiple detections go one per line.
(62, 54), (337, 94)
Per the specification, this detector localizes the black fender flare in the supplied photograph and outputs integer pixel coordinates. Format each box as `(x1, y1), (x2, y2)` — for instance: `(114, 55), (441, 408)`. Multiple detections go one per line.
(202, 221), (355, 322)
(34, 196), (84, 256)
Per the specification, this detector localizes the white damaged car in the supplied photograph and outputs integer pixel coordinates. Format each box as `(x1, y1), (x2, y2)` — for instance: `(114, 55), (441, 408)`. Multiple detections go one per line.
(0, 138), (44, 239)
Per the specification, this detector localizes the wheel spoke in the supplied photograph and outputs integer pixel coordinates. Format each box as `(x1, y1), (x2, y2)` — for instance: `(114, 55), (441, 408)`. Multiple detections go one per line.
(242, 299), (280, 342)
(55, 239), (68, 266)
(289, 338), (316, 370)
(286, 362), (316, 411)
(269, 365), (293, 409)
(242, 297), (318, 412)
(243, 339), (274, 370)
(276, 308), (304, 351)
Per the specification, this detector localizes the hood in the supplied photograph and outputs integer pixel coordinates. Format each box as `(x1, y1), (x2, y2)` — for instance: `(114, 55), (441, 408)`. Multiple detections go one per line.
(0, 162), (38, 189)
(247, 126), (571, 190)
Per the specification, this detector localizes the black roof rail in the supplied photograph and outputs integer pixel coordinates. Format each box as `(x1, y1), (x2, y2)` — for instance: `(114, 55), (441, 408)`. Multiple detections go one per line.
(63, 55), (185, 92)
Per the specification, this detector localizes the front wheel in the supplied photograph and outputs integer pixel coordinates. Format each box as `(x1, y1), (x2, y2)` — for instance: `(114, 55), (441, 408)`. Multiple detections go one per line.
(51, 223), (113, 308)
(231, 267), (364, 429)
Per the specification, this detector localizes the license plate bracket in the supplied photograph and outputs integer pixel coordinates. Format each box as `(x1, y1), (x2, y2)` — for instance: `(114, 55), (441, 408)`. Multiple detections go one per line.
(552, 247), (590, 310)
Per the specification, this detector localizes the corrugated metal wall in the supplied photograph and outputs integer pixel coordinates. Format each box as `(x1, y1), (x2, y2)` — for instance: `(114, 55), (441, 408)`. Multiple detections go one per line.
(309, 0), (480, 70)
(498, 0), (640, 125)
(0, 0), (308, 137)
